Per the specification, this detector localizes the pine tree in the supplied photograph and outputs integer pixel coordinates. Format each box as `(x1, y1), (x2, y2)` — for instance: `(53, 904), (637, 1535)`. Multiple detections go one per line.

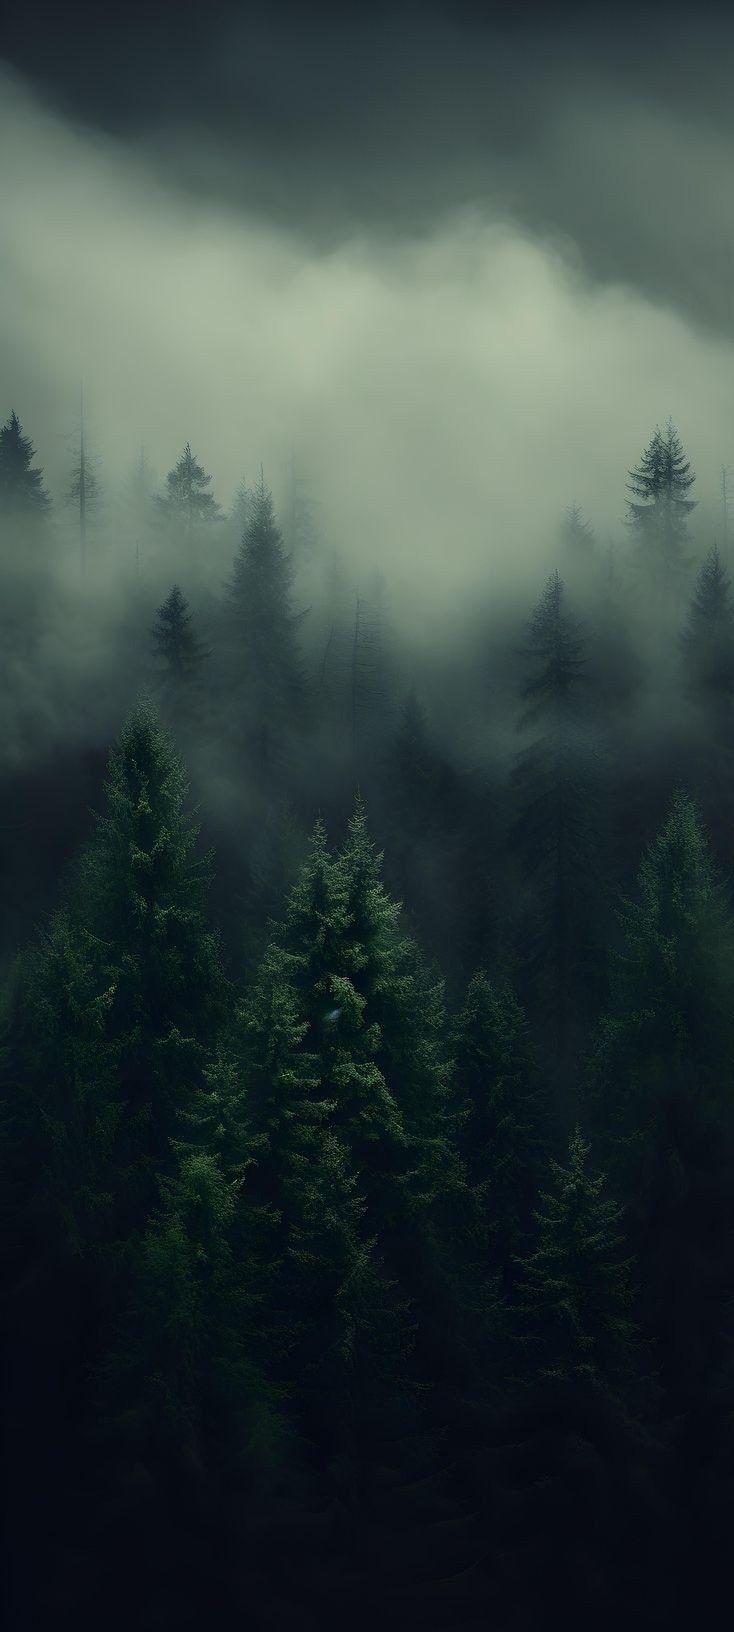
(453, 971), (548, 1293)
(230, 474), (252, 537)
(560, 501), (595, 560)
(159, 443), (222, 528)
(66, 391), (102, 573)
(626, 419), (696, 604)
(680, 543), (734, 721)
(589, 790), (734, 1397)
(0, 410), (50, 517)
(119, 446), (156, 579)
(223, 471), (304, 777)
(151, 585), (209, 689)
(510, 572), (600, 1068)
(12, 701), (227, 1254)
(516, 1128), (637, 1388)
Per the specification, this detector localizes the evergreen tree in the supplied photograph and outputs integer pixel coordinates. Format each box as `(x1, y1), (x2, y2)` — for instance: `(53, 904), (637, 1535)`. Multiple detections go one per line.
(453, 971), (548, 1293)
(516, 1128), (637, 1388)
(0, 410), (50, 517)
(559, 501), (595, 561)
(66, 392), (102, 574)
(589, 790), (734, 1398)
(159, 443), (222, 528)
(230, 474), (252, 537)
(12, 701), (227, 1253)
(626, 419), (696, 605)
(510, 572), (600, 1068)
(151, 585), (209, 689)
(680, 543), (734, 722)
(223, 472), (303, 777)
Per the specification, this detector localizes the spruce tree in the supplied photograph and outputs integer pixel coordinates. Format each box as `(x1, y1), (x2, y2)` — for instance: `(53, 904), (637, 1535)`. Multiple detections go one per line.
(12, 701), (227, 1254)
(0, 410), (50, 517)
(159, 443), (222, 528)
(589, 789), (734, 1397)
(510, 572), (600, 1068)
(516, 1128), (637, 1388)
(559, 501), (595, 567)
(223, 472), (303, 777)
(626, 419), (696, 605)
(680, 543), (734, 722)
(453, 971), (548, 1293)
(151, 584), (209, 689)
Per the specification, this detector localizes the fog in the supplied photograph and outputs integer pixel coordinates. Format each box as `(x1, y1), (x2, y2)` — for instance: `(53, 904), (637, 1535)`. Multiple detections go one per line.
(2, 64), (734, 624)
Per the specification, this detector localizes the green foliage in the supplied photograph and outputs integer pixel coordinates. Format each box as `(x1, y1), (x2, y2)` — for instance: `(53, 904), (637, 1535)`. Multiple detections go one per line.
(516, 1127), (637, 1387)
(158, 442), (222, 526)
(151, 584), (209, 688)
(12, 702), (226, 1254)
(510, 571), (601, 1062)
(453, 971), (548, 1290)
(626, 419), (695, 599)
(589, 789), (734, 1394)
(680, 544), (734, 717)
(0, 409), (50, 516)
(224, 472), (303, 774)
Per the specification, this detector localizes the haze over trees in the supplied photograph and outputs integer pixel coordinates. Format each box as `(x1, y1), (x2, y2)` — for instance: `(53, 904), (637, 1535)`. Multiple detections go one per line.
(1, 405), (732, 1631)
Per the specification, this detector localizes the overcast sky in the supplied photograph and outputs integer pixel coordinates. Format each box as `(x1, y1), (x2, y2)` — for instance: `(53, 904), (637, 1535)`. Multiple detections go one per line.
(2, 1), (733, 596)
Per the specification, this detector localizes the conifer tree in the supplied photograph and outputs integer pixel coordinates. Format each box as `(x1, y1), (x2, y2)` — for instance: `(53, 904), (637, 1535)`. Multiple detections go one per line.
(230, 474), (252, 537)
(151, 584), (209, 689)
(680, 543), (734, 722)
(453, 971), (548, 1293)
(0, 410), (50, 517)
(589, 789), (734, 1396)
(516, 1128), (637, 1388)
(510, 572), (600, 1067)
(223, 472), (303, 776)
(159, 443), (222, 528)
(66, 391), (102, 573)
(626, 419), (696, 604)
(12, 701), (226, 1252)
(560, 501), (595, 561)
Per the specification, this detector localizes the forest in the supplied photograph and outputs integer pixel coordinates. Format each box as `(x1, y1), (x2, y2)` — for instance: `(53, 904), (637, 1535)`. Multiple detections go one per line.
(1, 404), (733, 1631)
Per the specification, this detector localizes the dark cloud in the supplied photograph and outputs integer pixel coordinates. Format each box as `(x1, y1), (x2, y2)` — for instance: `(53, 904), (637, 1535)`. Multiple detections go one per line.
(3, 3), (734, 338)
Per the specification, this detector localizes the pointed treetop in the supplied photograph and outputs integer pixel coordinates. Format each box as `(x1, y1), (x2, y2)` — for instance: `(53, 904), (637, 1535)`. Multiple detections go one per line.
(0, 409), (51, 514)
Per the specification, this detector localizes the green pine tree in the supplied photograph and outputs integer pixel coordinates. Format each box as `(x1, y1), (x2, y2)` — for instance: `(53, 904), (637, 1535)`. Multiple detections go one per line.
(680, 543), (734, 723)
(510, 571), (600, 1069)
(453, 971), (548, 1293)
(0, 410), (50, 517)
(151, 584), (209, 689)
(223, 472), (304, 777)
(626, 419), (696, 606)
(159, 442), (222, 528)
(516, 1127), (637, 1387)
(589, 789), (734, 1396)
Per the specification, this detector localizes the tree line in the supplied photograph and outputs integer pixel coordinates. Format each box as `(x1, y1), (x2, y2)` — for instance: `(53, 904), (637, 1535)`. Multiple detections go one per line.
(1, 406), (733, 1628)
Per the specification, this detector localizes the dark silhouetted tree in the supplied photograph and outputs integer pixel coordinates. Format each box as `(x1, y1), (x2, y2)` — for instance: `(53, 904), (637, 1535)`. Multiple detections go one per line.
(626, 419), (695, 606)
(510, 572), (600, 1069)
(589, 790), (734, 1399)
(151, 585), (209, 689)
(159, 443), (222, 529)
(223, 472), (303, 777)
(0, 410), (50, 517)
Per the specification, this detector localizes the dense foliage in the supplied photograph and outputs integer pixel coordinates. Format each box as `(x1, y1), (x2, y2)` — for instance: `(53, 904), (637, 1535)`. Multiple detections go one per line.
(1, 416), (731, 1630)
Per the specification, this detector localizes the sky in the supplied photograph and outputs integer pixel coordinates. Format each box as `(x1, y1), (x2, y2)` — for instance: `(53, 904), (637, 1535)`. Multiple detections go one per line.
(2, 0), (734, 596)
